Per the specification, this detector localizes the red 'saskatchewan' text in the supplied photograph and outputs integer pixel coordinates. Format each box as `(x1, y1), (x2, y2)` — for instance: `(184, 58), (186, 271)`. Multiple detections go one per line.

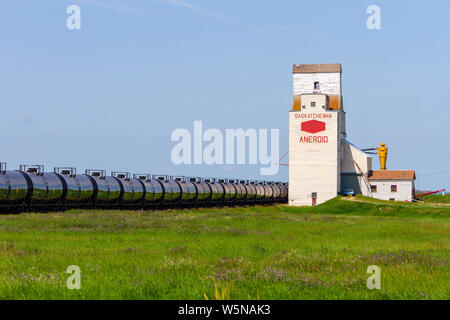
(295, 113), (332, 119)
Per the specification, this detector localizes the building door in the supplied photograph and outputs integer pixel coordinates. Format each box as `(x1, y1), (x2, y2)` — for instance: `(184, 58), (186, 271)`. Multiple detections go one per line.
(312, 192), (317, 206)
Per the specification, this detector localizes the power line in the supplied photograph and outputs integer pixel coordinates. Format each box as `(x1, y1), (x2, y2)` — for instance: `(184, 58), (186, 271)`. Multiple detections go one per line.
(418, 170), (450, 177)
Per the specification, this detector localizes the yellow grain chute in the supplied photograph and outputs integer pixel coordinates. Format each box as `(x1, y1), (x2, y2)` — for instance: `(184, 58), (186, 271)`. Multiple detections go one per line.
(362, 143), (388, 171)
(376, 143), (388, 171)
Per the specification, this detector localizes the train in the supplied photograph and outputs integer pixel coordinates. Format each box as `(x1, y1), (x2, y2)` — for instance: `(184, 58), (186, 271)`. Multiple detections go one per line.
(0, 163), (288, 213)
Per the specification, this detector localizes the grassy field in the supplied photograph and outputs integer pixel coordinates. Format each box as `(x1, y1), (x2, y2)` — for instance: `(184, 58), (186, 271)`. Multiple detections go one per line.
(422, 193), (450, 204)
(0, 197), (449, 300)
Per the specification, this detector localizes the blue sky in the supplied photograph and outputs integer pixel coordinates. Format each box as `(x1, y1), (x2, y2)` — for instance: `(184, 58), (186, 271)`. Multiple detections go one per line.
(0, 0), (449, 189)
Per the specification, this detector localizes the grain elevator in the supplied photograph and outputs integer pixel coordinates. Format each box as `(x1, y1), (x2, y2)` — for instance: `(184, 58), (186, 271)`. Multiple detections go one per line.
(289, 63), (415, 206)
(289, 64), (346, 206)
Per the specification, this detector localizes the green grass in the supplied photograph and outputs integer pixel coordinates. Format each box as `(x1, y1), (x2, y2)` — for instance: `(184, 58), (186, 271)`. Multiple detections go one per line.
(0, 198), (449, 300)
(423, 193), (450, 204)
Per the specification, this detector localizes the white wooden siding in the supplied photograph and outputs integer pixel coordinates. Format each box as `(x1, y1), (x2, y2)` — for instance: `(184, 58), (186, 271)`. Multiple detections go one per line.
(369, 180), (414, 202)
(289, 110), (342, 206)
(293, 73), (341, 96)
(341, 140), (372, 174)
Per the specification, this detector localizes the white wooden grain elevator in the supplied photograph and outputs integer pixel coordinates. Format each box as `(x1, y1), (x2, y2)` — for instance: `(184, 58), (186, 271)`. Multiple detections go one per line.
(288, 63), (415, 206)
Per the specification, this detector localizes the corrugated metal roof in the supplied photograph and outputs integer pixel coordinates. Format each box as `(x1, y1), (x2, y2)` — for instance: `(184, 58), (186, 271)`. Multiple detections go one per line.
(368, 170), (416, 180)
(293, 63), (342, 74)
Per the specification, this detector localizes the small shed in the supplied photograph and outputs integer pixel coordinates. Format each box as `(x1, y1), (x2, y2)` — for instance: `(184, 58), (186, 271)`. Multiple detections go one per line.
(368, 170), (416, 202)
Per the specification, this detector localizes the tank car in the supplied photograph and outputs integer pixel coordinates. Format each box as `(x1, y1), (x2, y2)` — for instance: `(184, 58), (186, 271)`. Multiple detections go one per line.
(153, 175), (182, 206)
(19, 165), (64, 209)
(112, 172), (145, 206)
(279, 182), (288, 202)
(85, 169), (122, 207)
(203, 178), (224, 205)
(270, 182), (282, 203)
(54, 167), (94, 207)
(261, 181), (274, 203)
(251, 181), (265, 203)
(229, 179), (246, 204)
(188, 177), (211, 206)
(171, 176), (197, 206)
(134, 174), (164, 205)
(217, 179), (237, 205)
(241, 180), (256, 204)
(0, 161), (288, 212)
(0, 163), (29, 211)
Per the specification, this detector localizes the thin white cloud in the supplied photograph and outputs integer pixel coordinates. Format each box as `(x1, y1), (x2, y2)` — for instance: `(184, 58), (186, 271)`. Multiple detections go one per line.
(73, 0), (224, 18)
(73, 0), (141, 13)
(250, 25), (322, 37)
(160, 0), (224, 18)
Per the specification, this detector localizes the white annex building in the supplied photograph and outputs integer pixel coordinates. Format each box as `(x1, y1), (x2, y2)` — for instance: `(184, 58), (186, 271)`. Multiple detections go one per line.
(288, 64), (415, 206)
